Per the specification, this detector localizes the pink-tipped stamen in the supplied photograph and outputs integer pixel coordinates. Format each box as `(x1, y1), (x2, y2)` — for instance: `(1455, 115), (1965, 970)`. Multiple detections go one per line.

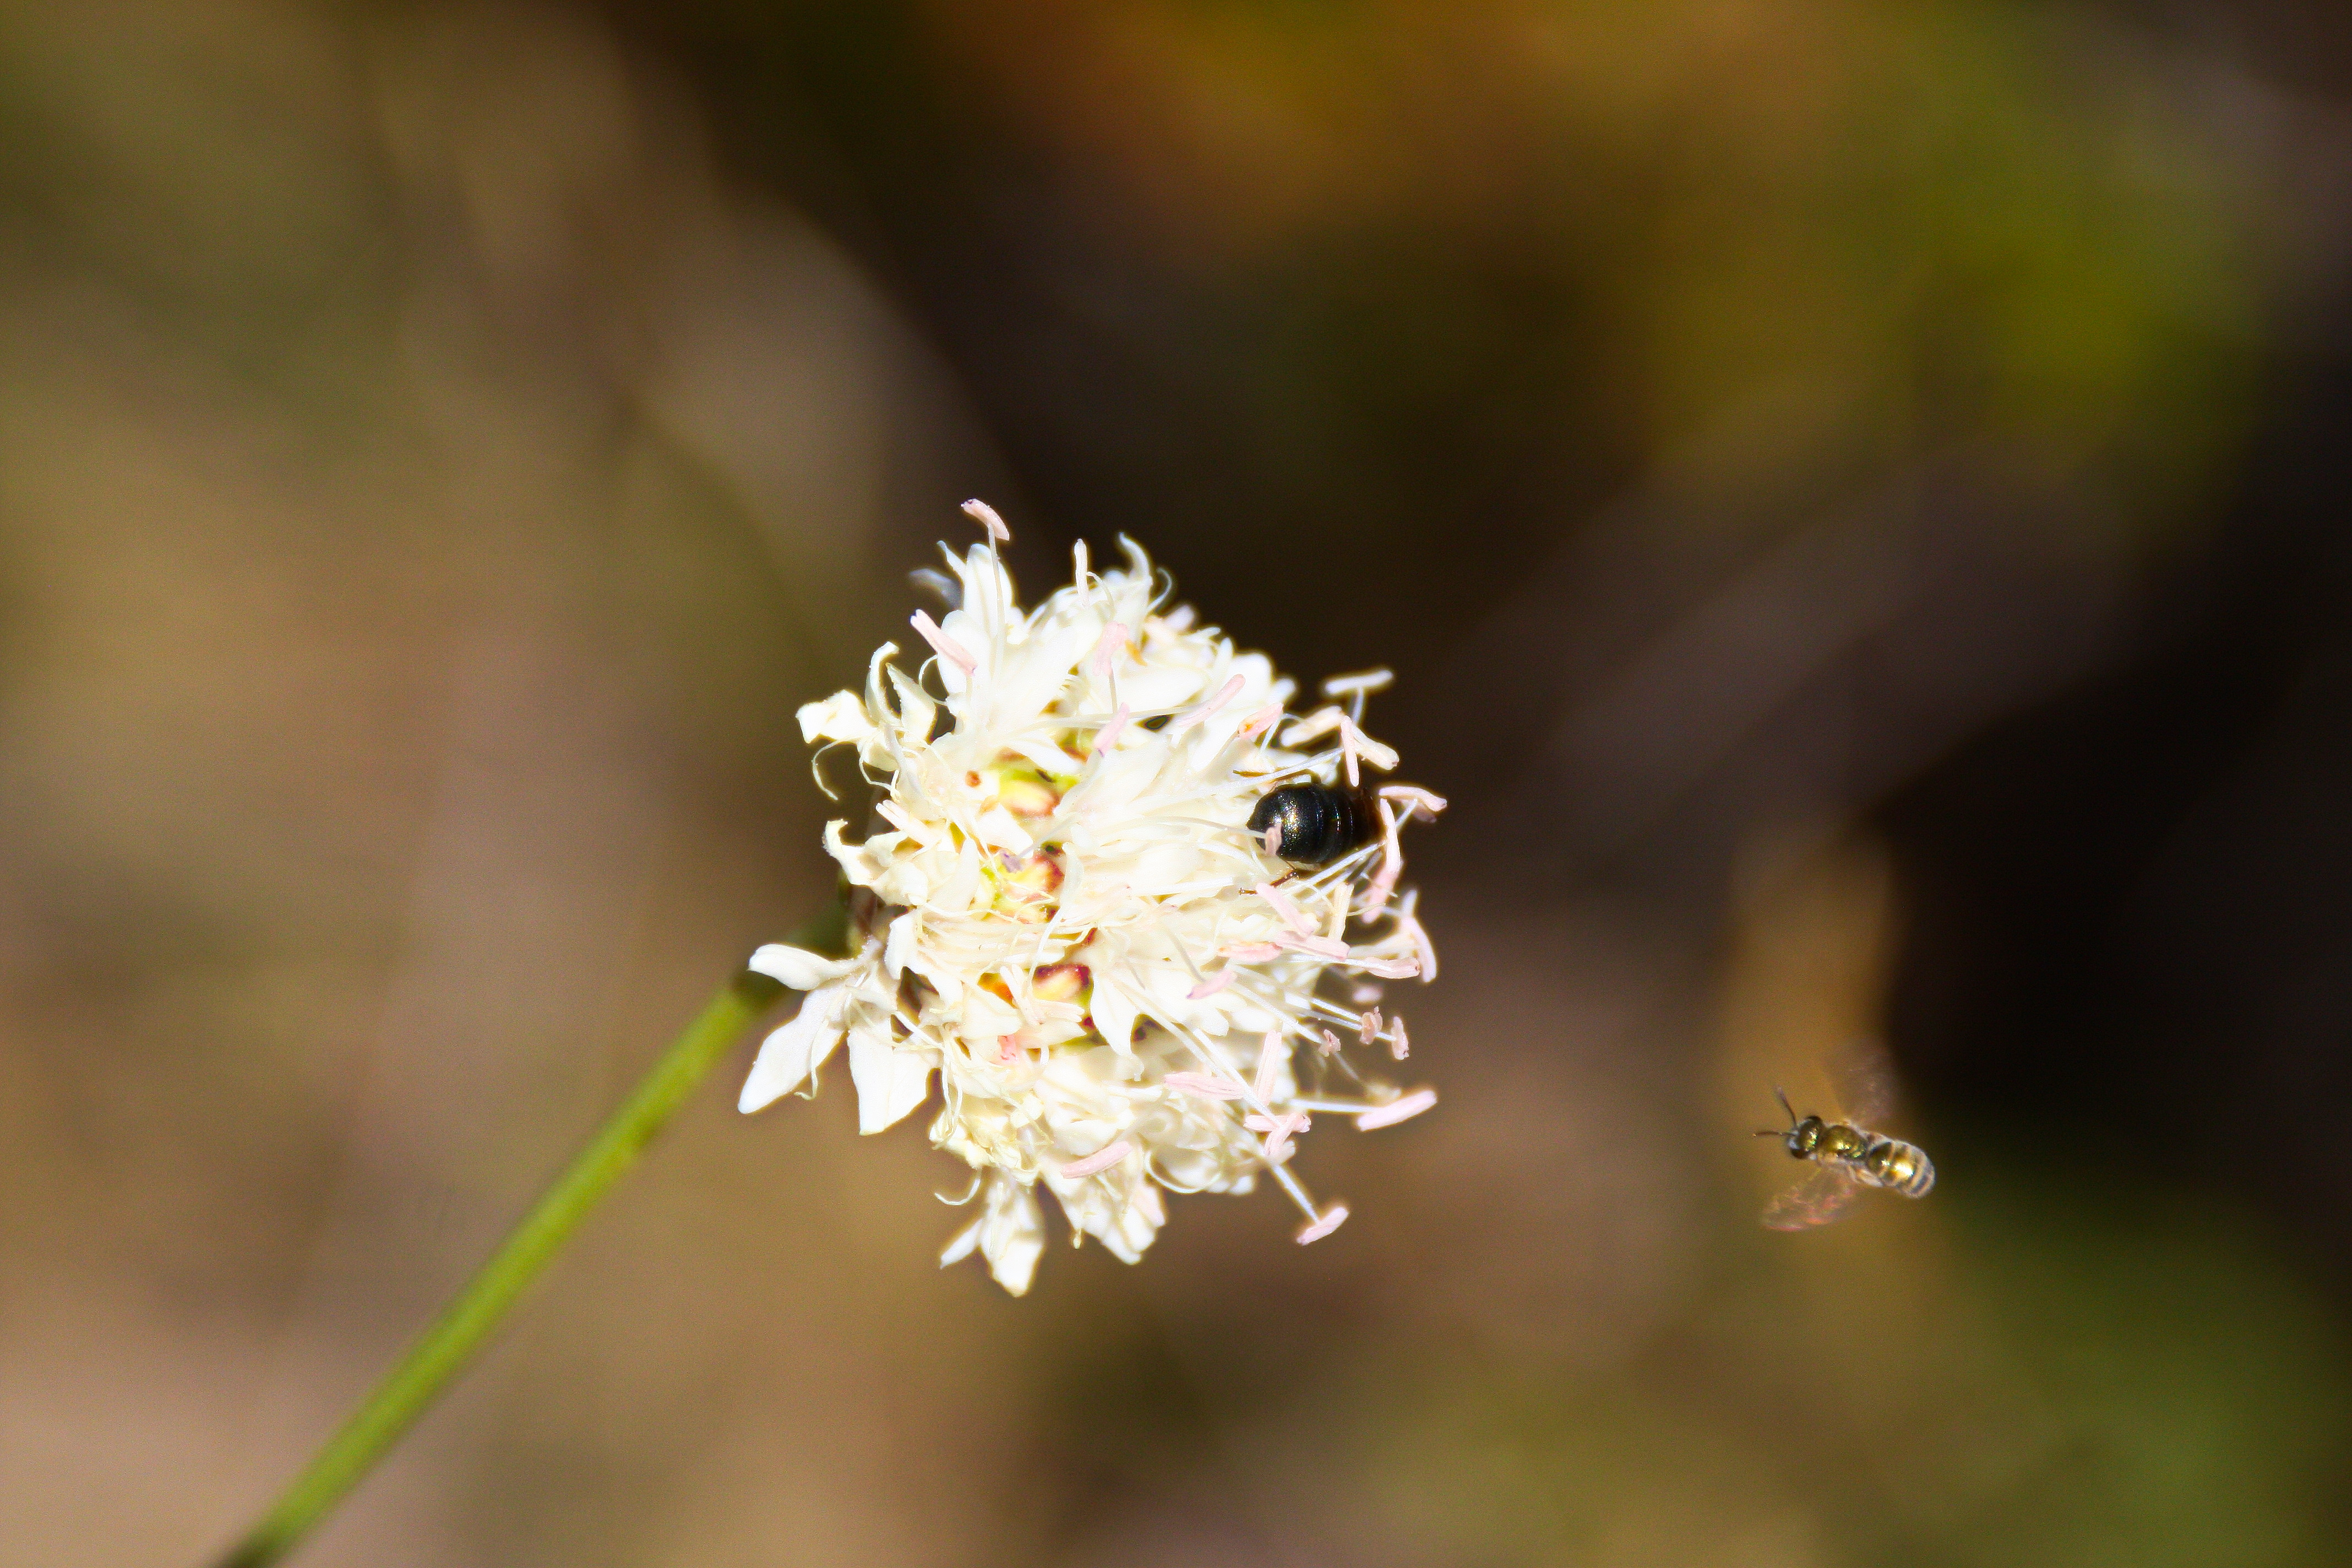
(1165, 1071), (1244, 1099)
(1263, 823), (1282, 856)
(1281, 706), (1343, 747)
(1220, 940), (1283, 962)
(1362, 798), (1404, 918)
(1253, 1031), (1284, 1103)
(1401, 911), (1438, 982)
(1379, 784), (1447, 819)
(1090, 621), (1128, 686)
(1093, 703), (1131, 756)
(1285, 933), (1351, 959)
(1169, 673), (1245, 734)
(1245, 1109), (1310, 1163)
(1295, 1204), (1349, 1244)
(1235, 702), (1285, 740)
(1255, 880), (1315, 937)
(1355, 1088), (1436, 1129)
(1316, 1028), (1342, 1056)
(1186, 969), (1235, 1000)
(1359, 1008), (1382, 1044)
(1389, 1016), (1410, 1060)
(1340, 715), (1400, 772)
(910, 609), (977, 675)
(1319, 669), (1394, 701)
(1059, 1140), (1132, 1179)
(961, 498), (1010, 542)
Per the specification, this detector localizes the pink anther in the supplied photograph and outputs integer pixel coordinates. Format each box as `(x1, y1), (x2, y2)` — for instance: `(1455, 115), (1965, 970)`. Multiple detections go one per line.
(910, 609), (976, 675)
(1169, 673), (1245, 734)
(1186, 969), (1235, 1000)
(1389, 1016), (1410, 1060)
(1089, 621), (1127, 686)
(1320, 669), (1393, 700)
(1255, 881), (1315, 937)
(1379, 784), (1447, 819)
(1263, 823), (1282, 856)
(960, 498), (1010, 542)
(1401, 911), (1438, 982)
(1359, 1008), (1382, 1044)
(1245, 1110), (1310, 1163)
(1295, 1204), (1350, 1244)
(995, 1034), (1023, 1065)
(1362, 798), (1404, 918)
(1355, 1087), (1435, 1129)
(1284, 933), (1351, 959)
(1220, 941), (1283, 962)
(1164, 1071), (1243, 1099)
(1093, 703), (1130, 756)
(1235, 702), (1285, 740)
(1339, 715), (1399, 773)
(1282, 706), (1343, 746)
(1316, 1028), (1342, 1056)
(1253, 1031), (1284, 1103)
(1059, 1140), (1132, 1179)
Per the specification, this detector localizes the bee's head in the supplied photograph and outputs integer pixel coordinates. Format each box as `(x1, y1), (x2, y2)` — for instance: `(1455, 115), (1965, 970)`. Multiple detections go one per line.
(1785, 1116), (1826, 1158)
(1755, 1087), (1824, 1158)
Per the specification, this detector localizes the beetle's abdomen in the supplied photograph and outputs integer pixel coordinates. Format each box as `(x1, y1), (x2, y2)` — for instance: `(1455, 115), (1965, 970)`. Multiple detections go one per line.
(1249, 784), (1378, 866)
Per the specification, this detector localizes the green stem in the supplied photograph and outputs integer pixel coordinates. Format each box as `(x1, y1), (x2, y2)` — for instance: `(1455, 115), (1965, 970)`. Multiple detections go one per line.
(211, 962), (795, 1568)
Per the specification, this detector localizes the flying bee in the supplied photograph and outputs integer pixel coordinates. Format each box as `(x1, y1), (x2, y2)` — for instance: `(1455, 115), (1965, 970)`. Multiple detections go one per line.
(1249, 782), (1379, 867)
(1754, 1075), (1935, 1231)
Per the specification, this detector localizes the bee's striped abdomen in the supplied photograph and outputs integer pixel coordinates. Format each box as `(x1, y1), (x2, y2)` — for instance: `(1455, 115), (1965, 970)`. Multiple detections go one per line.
(1859, 1136), (1935, 1198)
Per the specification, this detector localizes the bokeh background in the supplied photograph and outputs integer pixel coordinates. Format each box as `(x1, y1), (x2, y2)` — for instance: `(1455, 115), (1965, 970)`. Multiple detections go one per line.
(3, 1), (2350, 1562)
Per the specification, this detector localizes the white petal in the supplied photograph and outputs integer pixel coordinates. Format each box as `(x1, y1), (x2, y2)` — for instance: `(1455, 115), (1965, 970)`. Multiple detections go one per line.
(981, 1183), (1046, 1295)
(747, 944), (855, 992)
(971, 804), (1033, 853)
(883, 910), (921, 978)
(886, 665), (937, 747)
(848, 1027), (935, 1134)
(796, 690), (875, 745)
(737, 986), (851, 1113)
(1089, 968), (1141, 1057)
(939, 1216), (984, 1266)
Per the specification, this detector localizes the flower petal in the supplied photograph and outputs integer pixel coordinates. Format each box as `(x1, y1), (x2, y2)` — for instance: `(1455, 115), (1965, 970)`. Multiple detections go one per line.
(796, 690), (875, 745)
(737, 985), (852, 1113)
(981, 1180), (1046, 1295)
(1088, 968), (1141, 1057)
(747, 944), (856, 992)
(849, 1026), (936, 1134)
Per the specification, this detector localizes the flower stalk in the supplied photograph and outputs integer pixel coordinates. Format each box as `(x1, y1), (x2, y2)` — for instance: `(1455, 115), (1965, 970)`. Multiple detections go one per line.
(206, 912), (837, 1568)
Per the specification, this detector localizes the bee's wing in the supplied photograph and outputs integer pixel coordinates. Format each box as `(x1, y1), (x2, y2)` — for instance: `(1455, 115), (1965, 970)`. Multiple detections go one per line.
(1834, 1047), (1896, 1128)
(1761, 1162), (1861, 1231)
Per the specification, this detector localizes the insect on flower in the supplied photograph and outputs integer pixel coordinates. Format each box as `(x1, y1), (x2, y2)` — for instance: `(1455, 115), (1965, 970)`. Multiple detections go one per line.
(739, 500), (1443, 1293)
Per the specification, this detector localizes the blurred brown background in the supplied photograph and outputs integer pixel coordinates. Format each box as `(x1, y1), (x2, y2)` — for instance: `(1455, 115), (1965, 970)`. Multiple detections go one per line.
(3, 1), (2350, 1562)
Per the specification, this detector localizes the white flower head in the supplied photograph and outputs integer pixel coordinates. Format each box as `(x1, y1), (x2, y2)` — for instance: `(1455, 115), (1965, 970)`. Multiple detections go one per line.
(743, 501), (1442, 1293)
